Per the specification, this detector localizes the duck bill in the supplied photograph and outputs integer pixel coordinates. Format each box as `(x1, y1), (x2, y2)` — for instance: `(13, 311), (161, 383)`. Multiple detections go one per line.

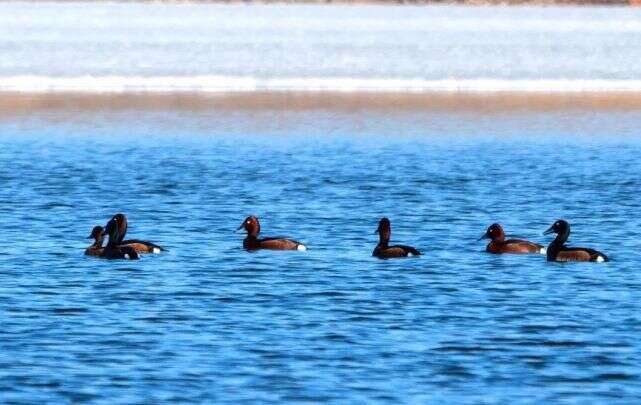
(477, 232), (489, 241)
(543, 226), (554, 235)
(235, 223), (245, 233)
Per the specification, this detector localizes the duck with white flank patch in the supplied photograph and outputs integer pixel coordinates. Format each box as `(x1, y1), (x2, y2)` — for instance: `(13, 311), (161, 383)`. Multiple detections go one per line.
(237, 215), (307, 251)
(106, 213), (164, 254)
(373, 217), (420, 259)
(479, 223), (546, 255)
(101, 217), (140, 260)
(543, 220), (608, 263)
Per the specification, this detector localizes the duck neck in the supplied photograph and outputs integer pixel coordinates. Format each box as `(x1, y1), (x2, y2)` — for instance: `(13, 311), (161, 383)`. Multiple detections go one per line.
(378, 232), (390, 248)
(246, 225), (259, 239)
(552, 228), (570, 246)
(106, 229), (120, 248)
(117, 220), (127, 244)
(92, 235), (104, 248)
(547, 228), (569, 260)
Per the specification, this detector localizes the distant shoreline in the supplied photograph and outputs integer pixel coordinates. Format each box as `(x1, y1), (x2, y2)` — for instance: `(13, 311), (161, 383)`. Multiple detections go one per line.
(3, 92), (641, 117)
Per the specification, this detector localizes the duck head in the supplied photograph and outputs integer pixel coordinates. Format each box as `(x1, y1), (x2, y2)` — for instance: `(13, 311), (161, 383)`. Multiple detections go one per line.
(479, 223), (505, 242)
(375, 217), (391, 243)
(87, 225), (105, 246)
(544, 219), (570, 243)
(108, 213), (128, 244)
(87, 225), (104, 239)
(237, 215), (260, 237)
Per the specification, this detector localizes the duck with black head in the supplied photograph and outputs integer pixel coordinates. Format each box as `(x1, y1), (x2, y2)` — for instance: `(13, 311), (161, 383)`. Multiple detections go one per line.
(237, 215), (307, 251)
(373, 217), (420, 259)
(543, 219), (608, 263)
(479, 223), (546, 255)
(107, 213), (164, 254)
(85, 225), (105, 257)
(101, 217), (140, 260)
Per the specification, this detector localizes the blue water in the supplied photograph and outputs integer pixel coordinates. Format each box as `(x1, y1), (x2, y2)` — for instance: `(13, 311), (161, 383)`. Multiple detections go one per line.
(1, 109), (641, 402)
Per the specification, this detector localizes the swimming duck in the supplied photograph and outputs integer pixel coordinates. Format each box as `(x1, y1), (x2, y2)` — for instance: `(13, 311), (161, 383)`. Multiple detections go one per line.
(373, 217), (420, 259)
(107, 213), (164, 254)
(85, 225), (105, 257)
(102, 218), (140, 260)
(479, 223), (545, 255)
(543, 219), (608, 262)
(237, 215), (307, 251)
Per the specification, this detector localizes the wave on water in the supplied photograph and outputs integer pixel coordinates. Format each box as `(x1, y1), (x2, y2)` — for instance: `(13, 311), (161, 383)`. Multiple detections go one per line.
(3, 76), (641, 94)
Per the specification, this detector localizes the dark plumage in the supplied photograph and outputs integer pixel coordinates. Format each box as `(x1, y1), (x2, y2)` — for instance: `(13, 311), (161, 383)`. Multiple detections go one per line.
(373, 217), (420, 259)
(102, 218), (140, 260)
(479, 223), (545, 255)
(107, 213), (164, 254)
(543, 220), (608, 263)
(237, 215), (307, 251)
(85, 225), (105, 257)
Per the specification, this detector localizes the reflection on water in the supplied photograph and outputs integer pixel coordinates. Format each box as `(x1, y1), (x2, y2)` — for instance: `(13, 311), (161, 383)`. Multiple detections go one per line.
(1, 109), (641, 402)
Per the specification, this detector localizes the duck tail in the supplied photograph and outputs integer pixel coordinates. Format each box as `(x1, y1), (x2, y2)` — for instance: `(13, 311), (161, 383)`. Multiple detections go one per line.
(407, 247), (421, 257)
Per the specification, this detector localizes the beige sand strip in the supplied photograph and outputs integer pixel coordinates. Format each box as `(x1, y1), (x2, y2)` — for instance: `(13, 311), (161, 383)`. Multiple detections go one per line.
(2, 91), (641, 115)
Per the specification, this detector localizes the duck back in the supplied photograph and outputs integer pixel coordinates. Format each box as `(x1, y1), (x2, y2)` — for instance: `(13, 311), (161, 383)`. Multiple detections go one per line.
(373, 245), (421, 259)
(244, 236), (306, 251)
(487, 239), (545, 255)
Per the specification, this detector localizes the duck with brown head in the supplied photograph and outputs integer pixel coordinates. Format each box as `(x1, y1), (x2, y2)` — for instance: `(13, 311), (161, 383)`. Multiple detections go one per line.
(543, 219), (608, 263)
(479, 223), (546, 255)
(106, 213), (164, 254)
(237, 215), (307, 251)
(373, 217), (420, 259)
(85, 225), (105, 256)
(101, 217), (140, 260)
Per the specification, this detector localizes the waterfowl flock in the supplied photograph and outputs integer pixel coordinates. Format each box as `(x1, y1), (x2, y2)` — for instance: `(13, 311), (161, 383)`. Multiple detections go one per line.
(86, 214), (608, 263)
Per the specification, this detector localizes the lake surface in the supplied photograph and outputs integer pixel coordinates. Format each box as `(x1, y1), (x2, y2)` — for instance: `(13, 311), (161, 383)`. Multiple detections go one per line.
(1, 109), (641, 402)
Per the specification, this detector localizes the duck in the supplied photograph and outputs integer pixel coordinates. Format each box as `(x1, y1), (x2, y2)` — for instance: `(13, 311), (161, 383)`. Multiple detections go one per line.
(85, 225), (105, 256)
(101, 217), (140, 260)
(479, 223), (546, 255)
(106, 213), (164, 254)
(373, 217), (420, 259)
(237, 215), (307, 251)
(543, 219), (608, 262)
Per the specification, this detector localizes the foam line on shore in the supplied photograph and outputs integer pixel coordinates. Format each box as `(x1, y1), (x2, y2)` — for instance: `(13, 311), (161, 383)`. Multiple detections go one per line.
(4, 76), (641, 94)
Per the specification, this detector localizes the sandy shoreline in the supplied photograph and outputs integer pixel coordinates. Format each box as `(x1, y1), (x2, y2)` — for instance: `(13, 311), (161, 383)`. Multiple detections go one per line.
(3, 92), (641, 115)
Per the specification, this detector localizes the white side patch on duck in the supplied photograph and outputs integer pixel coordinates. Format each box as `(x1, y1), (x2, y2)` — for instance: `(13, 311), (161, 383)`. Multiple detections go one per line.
(539, 247), (547, 255)
(153, 248), (161, 254)
(124, 254), (130, 259)
(596, 256), (605, 263)
(407, 252), (415, 257)
(297, 244), (307, 251)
